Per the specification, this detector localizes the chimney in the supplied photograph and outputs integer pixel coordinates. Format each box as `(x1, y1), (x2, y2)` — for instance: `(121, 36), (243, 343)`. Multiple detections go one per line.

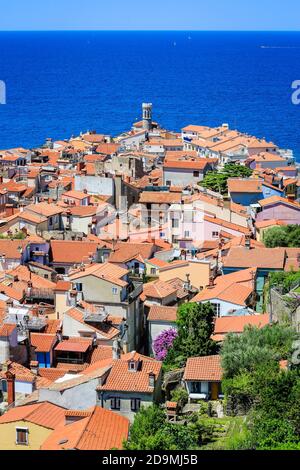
(5, 369), (15, 406)
(245, 235), (251, 250)
(30, 360), (39, 376)
(112, 338), (121, 360)
(184, 273), (191, 291)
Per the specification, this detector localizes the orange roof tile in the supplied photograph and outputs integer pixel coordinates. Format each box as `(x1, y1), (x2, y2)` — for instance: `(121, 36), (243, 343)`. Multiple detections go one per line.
(41, 406), (129, 450)
(143, 279), (177, 300)
(212, 314), (269, 338)
(183, 355), (222, 381)
(0, 323), (16, 337)
(139, 191), (182, 205)
(65, 307), (119, 340)
(55, 338), (92, 353)
(50, 240), (99, 264)
(223, 247), (286, 269)
(97, 353), (161, 393)
(69, 262), (128, 287)
(148, 305), (177, 322)
(31, 333), (57, 353)
(0, 402), (66, 429)
(228, 178), (263, 194)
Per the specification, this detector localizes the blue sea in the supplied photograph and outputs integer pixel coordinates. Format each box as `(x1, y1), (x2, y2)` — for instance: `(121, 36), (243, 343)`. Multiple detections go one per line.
(0, 31), (300, 158)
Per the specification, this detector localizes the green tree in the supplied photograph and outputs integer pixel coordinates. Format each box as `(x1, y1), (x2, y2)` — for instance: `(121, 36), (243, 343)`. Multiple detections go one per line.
(124, 405), (201, 450)
(201, 163), (253, 195)
(263, 226), (288, 248)
(263, 225), (300, 248)
(221, 323), (296, 379)
(164, 302), (217, 369)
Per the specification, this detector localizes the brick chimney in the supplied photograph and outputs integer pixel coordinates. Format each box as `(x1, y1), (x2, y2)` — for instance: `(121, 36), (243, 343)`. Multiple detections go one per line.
(5, 369), (15, 406)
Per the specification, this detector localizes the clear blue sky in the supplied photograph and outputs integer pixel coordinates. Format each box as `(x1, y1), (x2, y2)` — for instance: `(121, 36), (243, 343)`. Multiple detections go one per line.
(1, 0), (300, 31)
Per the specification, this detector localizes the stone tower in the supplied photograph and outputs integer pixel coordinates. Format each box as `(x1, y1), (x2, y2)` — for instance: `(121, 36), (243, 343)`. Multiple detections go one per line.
(142, 103), (153, 131)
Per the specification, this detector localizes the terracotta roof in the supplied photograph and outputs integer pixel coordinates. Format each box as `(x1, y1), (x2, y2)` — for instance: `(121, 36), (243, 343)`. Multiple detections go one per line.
(108, 242), (155, 264)
(228, 178), (263, 194)
(223, 247), (286, 269)
(250, 152), (285, 162)
(44, 319), (62, 334)
(0, 282), (25, 301)
(25, 203), (65, 217)
(97, 353), (161, 393)
(82, 134), (105, 144)
(55, 338), (92, 353)
(0, 362), (36, 383)
(143, 279), (177, 300)
(258, 196), (300, 209)
(38, 368), (68, 382)
(163, 160), (210, 170)
(0, 323), (16, 337)
(96, 143), (120, 154)
(65, 307), (119, 340)
(146, 257), (169, 268)
(212, 314), (269, 340)
(69, 262), (128, 287)
(62, 190), (89, 200)
(31, 333), (57, 353)
(148, 305), (177, 322)
(183, 355), (222, 382)
(64, 206), (97, 217)
(192, 267), (256, 304)
(0, 239), (28, 259)
(139, 191), (182, 205)
(0, 402), (66, 429)
(41, 406), (129, 450)
(7, 265), (56, 289)
(0, 180), (28, 193)
(255, 219), (287, 229)
(50, 240), (99, 264)
(19, 212), (47, 224)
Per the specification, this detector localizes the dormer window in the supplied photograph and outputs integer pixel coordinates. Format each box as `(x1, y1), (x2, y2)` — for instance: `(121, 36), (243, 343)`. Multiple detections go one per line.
(129, 360), (136, 371)
(149, 372), (155, 387)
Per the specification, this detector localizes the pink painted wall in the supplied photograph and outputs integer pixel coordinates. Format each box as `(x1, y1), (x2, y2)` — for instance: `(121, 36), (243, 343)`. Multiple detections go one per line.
(256, 202), (300, 224)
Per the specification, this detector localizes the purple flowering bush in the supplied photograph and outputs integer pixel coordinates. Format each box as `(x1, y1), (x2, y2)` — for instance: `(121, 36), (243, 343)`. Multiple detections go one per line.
(153, 328), (178, 361)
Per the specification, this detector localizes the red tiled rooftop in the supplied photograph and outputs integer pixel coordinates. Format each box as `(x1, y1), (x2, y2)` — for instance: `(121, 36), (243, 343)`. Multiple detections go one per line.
(183, 355), (222, 382)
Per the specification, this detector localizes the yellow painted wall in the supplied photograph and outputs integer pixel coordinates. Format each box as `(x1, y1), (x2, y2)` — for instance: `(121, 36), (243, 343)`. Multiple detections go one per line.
(0, 420), (52, 450)
(159, 261), (211, 290)
(55, 291), (69, 319)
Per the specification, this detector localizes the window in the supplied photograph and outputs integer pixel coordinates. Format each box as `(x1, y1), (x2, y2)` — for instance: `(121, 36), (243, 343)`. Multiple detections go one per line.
(172, 219), (179, 228)
(76, 283), (83, 292)
(16, 428), (29, 445)
(211, 303), (221, 317)
(166, 180), (171, 186)
(184, 230), (190, 238)
(172, 235), (178, 244)
(150, 268), (156, 275)
(49, 217), (53, 225)
(131, 398), (141, 412)
(193, 171), (200, 178)
(212, 231), (219, 238)
(112, 287), (118, 295)
(110, 397), (121, 410)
